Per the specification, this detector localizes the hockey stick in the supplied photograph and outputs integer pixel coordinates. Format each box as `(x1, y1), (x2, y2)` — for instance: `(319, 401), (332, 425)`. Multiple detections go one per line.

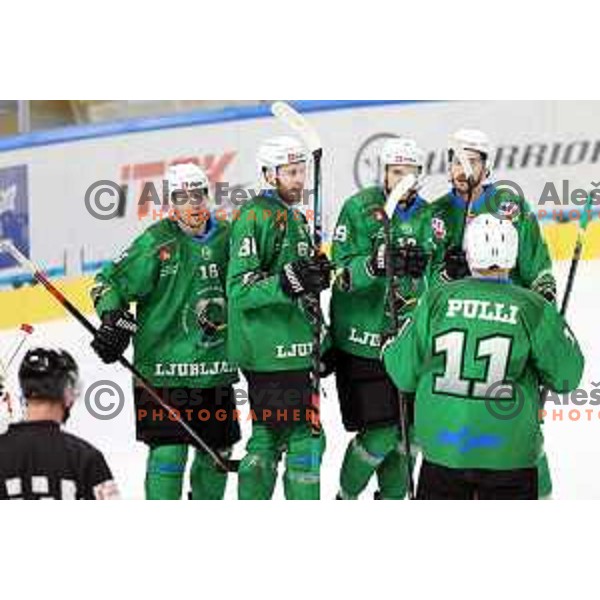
(384, 174), (418, 219)
(271, 101), (322, 154)
(0, 241), (238, 473)
(559, 194), (593, 316)
(0, 323), (35, 419)
(3, 324), (34, 370)
(539, 194), (594, 408)
(271, 101), (324, 436)
(378, 174), (418, 499)
(272, 101), (324, 250)
(456, 147), (476, 241)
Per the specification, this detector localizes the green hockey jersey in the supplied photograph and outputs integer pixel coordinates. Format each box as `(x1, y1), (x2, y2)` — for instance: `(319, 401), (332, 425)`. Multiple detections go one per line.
(92, 216), (238, 389)
(428, 185), (555, 294)
(330, 186), (433, 359)
(383, 277), (584, 470)
(226, 191), (322, 372)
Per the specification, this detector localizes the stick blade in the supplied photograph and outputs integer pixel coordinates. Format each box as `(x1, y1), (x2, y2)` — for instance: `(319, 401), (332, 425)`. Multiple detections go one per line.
(384, 174), (417, 218)
(456, 147), (475, 181)
(580, 194), (594, 231)
(270, 101), (322, 153)
(0, 239), (14, 254)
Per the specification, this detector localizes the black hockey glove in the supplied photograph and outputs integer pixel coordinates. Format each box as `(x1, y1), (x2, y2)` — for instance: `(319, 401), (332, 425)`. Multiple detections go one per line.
(532, 275), (557, 304)
(91, 310), (137, 364)
(394, 244), (427, 279)
(367, 243), (387, 277)
(281, 254), (333, 298)
(442, 246), (470, 280)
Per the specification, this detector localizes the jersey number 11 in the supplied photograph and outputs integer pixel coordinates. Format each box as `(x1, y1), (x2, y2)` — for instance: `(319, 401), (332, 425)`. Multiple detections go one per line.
(433, 331), (514, 399)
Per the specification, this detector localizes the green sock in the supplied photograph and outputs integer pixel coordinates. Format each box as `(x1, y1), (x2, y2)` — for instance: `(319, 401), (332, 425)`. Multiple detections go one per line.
(339, 425), (399, 499)
(376, 447), (411, 499)
(190, 449), (229, 500)
(283, 425), (325, 500)
(537, 450), (553, 499)
(238, 424), (281, 500)
(145, 445), (188, 500)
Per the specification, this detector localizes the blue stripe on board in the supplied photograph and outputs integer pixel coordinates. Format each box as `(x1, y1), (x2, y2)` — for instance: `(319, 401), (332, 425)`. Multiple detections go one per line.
(0, 100), (426, 153)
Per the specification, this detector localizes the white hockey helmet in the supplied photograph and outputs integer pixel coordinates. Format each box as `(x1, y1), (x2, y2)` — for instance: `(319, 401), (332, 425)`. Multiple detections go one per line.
(448, 129), (494, 180)
(257, 136), (308, 184)
(167, 162), (210, 200)
(464, 214), (519, 272)
(380, 137), (425, 187)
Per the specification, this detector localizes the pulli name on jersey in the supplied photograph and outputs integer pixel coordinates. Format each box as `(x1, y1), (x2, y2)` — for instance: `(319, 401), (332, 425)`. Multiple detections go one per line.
(154, 361), (237, 377)
(446, 299), (519, 325)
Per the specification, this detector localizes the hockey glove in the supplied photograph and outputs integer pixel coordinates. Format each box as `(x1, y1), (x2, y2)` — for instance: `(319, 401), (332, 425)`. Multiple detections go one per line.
(532, 275), (557, 304)
(442, 246), (470, 280)
(281, 254), (333, 298)
(91, 310), (137, 364)
(395, 244), (427, 279)
(367, 243), (387, 277)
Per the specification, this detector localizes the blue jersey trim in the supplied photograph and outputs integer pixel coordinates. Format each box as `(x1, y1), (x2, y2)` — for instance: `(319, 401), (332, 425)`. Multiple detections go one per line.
(449, 184), (495, 213)
(191, 213), (219, 245)
(394, 194), (427, 222)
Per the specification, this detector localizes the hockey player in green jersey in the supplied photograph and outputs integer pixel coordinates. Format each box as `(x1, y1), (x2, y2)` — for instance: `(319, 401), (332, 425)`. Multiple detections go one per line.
(430, 129), (556, 299)
(383, 214), (584, 499)
(227, 136), (332, 500)
(429, 129), (557, 497)
(90, 163), (240, 500)
(330, 138), (430, 500)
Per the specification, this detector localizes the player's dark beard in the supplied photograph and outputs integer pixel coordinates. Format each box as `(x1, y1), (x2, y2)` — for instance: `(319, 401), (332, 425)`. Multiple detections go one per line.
(455, 169), (484, 191)
(279, 187), (304, 206)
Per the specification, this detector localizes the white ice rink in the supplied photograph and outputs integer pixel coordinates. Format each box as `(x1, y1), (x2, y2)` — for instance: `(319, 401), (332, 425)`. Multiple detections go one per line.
(1, 260), (598, 499)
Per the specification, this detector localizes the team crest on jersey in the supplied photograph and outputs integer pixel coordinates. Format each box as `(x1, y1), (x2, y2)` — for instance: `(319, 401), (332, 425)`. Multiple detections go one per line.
(159, 246), (172, 262)
(431, 217), (446, 240)
(200, 246), (212, 260)
(370, 207), (386, 223)
(497, 200), (520, 221)
(183, 288), (227, 349)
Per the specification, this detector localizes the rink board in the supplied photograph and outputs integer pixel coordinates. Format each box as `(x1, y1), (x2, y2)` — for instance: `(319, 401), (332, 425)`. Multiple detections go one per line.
(0, 219), (598, 330)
